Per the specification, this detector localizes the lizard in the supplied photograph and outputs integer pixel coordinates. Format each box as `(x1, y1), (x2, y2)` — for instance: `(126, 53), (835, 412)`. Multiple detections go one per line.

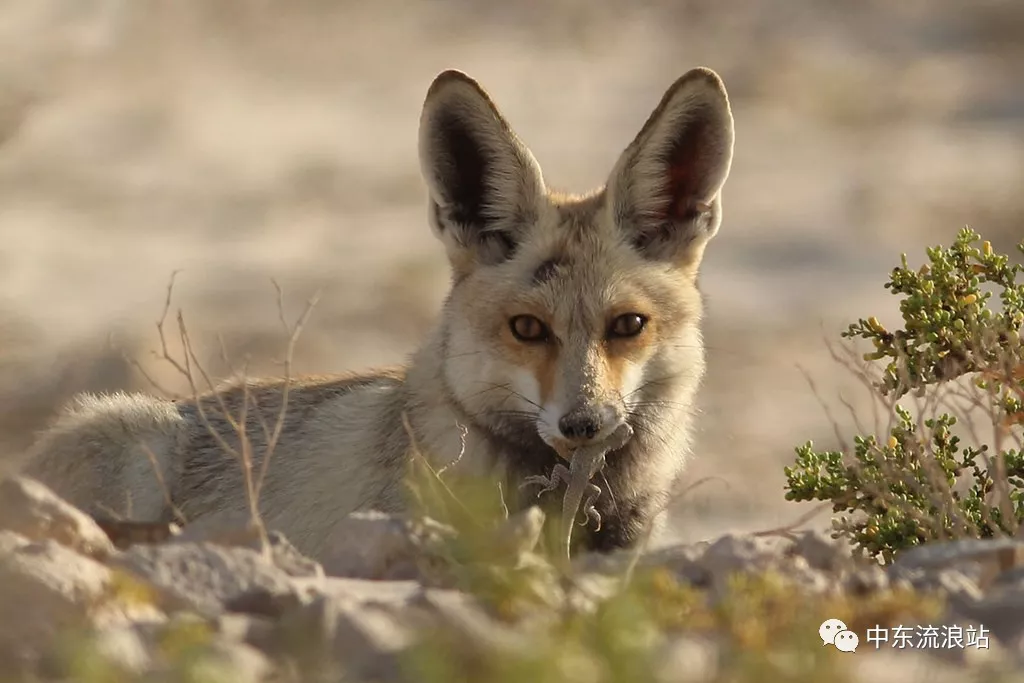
(520, 422), (634, 561)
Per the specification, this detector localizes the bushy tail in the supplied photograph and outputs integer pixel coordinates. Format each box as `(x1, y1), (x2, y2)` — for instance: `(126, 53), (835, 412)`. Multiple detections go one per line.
(21, 392), (187, 521)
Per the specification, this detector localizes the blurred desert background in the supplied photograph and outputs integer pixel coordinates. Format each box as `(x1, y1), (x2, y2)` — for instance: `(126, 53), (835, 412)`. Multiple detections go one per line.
(0, 0), (1021, 545)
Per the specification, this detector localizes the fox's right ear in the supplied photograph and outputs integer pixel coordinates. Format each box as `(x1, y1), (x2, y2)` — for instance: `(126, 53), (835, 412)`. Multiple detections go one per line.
(419, 70), (545, 274)
(607, 68), (734, 277)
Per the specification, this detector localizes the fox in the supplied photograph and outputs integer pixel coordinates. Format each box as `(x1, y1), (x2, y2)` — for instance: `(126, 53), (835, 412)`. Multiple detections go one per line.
(21, 67), (735, 560)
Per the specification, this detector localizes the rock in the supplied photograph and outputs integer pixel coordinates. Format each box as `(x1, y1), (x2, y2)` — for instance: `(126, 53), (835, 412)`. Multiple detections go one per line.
(261, 578), (495, 680)
(331, 598), (423, 679)
(264, 592), (341, 674)
(257, 531), (323, 579)
(318, 511), (455, 580)
(580, 540), (708, 585)
(892, 538), (1024, 580)
(0, 531), (113, 673)
(570, 546), (649, 576)
(927, 619), (1014, 667)
(575, 533), (850, 592)
(933, 569), (985, 602)
(888, 565), (984, 602)
(223, 584), (312, 618)
(786, 529), (853, 571)
(179, 528), (323, 581)
(174, 508), (263, 546)
(187, 641), (273, 683)
(842, 564), (890, 596)
(142, 625), (273, 683)
(94, 518), (182, 549)
(264, 590), (423, 681)
(643, 540), (708, 571)
(0, 475), (114, 559)
(946, 589), (1024, 651)
(701, 534), (789, 574)
(654, 635), (719, 683)
(314, 576), (427, 606)
(777, 554), (833, 594)
(215, 613), (277, 649)
(90, 624), (153, 675)
(850, 649), (968, 683)
(133, 611), (273, 680)
(177, 520), (323, 580)
(885, 539), (1024, 603)
(418, 589), (532, 652)
(109, 541), (303, 616)
(991, 565), (1024, 590)
(689, 534), (795, 592)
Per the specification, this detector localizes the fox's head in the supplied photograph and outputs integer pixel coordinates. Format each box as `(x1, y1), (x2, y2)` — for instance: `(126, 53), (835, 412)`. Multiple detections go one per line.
(418, 68), (734, 461)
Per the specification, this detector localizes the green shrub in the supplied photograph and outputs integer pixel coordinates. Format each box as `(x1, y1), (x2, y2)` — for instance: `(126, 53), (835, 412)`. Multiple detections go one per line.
(785, 228), (1024, 562)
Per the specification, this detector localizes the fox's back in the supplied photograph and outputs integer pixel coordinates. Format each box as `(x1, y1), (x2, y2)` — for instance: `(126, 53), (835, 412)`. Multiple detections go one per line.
(171, 370), (411, 550)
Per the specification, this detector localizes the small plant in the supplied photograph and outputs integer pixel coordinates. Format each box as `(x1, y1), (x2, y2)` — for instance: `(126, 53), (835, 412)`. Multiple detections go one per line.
(785, 228), (1024, 562)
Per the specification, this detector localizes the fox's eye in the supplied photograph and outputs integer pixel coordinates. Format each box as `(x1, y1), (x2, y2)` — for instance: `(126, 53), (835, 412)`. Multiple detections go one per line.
(510, 315), (550, 343)
(608, 313), (647, 338)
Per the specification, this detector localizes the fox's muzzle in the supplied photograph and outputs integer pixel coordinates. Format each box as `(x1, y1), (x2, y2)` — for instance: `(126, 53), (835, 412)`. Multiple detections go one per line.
(558, 406), (603, 441)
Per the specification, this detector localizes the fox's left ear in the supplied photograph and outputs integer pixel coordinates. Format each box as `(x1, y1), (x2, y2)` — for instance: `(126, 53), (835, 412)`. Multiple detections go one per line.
(607, 68), (734, 274)
(419, 70), (546, 274)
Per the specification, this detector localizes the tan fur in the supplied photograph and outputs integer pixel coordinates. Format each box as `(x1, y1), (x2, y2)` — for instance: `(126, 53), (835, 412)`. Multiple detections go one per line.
(22, 68), (735, 559)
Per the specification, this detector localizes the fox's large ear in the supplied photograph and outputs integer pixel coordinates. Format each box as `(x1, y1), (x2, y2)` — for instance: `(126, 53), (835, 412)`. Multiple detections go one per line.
(607, 68), (734, 274)
(419, 70), (545, 272)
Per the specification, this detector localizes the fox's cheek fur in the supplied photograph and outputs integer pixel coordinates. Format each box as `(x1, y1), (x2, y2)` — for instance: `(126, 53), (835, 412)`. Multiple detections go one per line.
(500, 342), (565, 444)
(508, 368), (542, 412)
(614, 357), (648, 407)
(496, 325), (558, 408)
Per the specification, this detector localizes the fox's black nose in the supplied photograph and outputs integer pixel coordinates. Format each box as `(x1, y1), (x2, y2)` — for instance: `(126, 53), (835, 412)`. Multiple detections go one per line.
(558, 408), (603, 441)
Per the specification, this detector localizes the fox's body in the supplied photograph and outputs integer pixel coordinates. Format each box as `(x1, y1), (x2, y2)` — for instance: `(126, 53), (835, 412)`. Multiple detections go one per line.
(23, 68), (735, 560)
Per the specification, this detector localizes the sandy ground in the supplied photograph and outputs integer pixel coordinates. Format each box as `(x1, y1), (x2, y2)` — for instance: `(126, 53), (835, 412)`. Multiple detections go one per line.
(1, 0), (1022, 544)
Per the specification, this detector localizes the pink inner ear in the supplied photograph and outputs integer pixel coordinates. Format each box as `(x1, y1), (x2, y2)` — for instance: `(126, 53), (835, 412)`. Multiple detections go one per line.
(664, 118), (715, 221)
(667, 164), (698, 220)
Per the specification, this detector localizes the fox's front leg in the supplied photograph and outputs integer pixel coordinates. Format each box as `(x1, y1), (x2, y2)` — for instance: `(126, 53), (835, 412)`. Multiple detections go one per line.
(520, 464), (571, 497)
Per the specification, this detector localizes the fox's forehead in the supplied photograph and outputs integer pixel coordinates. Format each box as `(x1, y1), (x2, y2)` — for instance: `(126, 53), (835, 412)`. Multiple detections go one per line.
(523, 192), (625, 289)
(493, 190), (697, 323)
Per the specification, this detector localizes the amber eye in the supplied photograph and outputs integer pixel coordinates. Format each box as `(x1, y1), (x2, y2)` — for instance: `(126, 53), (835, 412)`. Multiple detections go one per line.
(509, 315), (550, 343)
(608, 313), (647, 339)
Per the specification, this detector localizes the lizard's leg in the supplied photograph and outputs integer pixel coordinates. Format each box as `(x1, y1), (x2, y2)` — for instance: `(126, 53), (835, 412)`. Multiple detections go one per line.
(579, 482), (603, 530)
(520, 464), (571, 497)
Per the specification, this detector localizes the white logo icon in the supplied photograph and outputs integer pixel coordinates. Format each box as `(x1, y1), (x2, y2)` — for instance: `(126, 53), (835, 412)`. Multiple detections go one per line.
(820, 619), (857, 653)
(819, 618), (847, 646)
(835, 630), (859, 652)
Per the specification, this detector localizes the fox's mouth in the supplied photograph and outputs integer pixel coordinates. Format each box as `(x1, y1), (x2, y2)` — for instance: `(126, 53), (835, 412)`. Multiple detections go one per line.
(539, 420), (634, 461)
